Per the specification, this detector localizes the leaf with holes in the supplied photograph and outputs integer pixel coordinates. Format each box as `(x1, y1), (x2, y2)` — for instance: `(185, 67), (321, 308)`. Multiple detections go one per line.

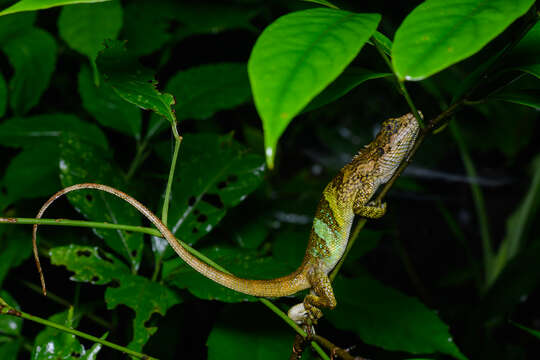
(167, 63), (252, 121)
(248, 8), (380, 168)
(326, 275), (467, 359)
(392, 0), (535, 81)
(163, 246), (290, 303)
(96, 39), (176, 124)
(49, 245), (130, 285)
(105, 274), (181, 351)
(58, 134), (143, 270)
(155, 133), (265, 249)
(1, 28), (56, 115)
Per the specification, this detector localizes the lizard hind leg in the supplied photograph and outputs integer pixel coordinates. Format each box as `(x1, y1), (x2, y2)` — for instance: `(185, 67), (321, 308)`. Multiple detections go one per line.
(303, 268), (336, 323)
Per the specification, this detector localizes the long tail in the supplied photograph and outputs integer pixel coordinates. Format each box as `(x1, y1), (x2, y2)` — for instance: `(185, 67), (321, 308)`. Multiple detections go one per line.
(33, 183), (310, 297)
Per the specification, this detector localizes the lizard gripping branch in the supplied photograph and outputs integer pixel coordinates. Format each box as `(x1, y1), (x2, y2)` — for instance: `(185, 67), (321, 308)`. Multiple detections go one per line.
(33, 113), (419, 322)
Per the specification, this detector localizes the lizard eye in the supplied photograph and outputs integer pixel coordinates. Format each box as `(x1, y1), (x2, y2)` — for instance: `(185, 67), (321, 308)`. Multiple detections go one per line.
(377, 147), (385, 156)
(385, 124), (393, 131)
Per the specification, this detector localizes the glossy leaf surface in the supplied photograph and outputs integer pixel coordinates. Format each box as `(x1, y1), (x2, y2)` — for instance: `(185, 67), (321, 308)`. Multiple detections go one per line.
(248, 8), (380, 167)
(392, 0), (535, 80)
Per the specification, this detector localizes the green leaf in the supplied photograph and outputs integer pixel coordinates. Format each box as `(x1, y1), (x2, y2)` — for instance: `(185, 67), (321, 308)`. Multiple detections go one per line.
(301, 0), (338, 9)
(175, 2), (259, 40)
(0, 12), (36, 41)
(0, 291), (22, 337)
(59, 135), (143, 270)
(512, 321), (540, 339)
(490, 155), (540, 284)
(392, 0), (535, 81)
(206, 305), (296, 360)
(511, 64), (540, 79)
(49, 245), (130, 285)
(303, 67), (392, 112)
(167, 63), (252, 121)
(371, 30), (392, 56)
(0, 291), (22, 360)
(4, 143), (60, 200)
(1, 28), (56, 115)
(0, 72), (6, 117)
(248, 8), (380, 168)
(505, 21), (540, 71)
(0, 229), (32, 286)
(489, 89), (540, 109)
(0, 114), (108, 149)
(326, 275), (467, 359)
(58, 0), (122, 60)
(31, 309), (104, 360)
(121, 0), (177, 56)
(105, 274), (181, 351)
(78, 65), (142, 138)
(155, 133), (265, 246)
(0, 0), (112, 16)
(0, 339), (22, 360)
(96, 39), (176, 124)
(164, 246), (289, 303)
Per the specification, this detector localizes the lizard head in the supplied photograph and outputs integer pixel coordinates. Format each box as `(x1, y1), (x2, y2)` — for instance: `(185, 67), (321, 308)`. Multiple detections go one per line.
(371, 112), (420, 184)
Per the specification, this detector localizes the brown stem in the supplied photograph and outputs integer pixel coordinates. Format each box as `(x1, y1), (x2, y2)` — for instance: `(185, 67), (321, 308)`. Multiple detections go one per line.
(314, 335), (367, 360)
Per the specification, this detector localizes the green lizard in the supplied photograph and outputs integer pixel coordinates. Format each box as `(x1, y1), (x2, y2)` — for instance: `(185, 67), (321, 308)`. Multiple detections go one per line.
(32, 113), (419, 323)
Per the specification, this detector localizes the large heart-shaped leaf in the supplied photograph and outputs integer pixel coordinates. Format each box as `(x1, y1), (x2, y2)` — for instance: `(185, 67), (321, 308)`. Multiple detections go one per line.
(248, 8), (380, 168)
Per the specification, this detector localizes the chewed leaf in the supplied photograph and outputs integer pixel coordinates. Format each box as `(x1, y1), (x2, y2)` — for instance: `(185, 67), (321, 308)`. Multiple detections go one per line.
(105, 274), (181, 351)
(59, 135), (143, 270)
(49, 245), (130, 285)
(96, 39), (176, 124)
(155, 133), (265, 248)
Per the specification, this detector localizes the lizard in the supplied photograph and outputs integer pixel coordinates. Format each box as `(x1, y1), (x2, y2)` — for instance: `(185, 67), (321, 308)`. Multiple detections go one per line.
(31, 112), (419, 324)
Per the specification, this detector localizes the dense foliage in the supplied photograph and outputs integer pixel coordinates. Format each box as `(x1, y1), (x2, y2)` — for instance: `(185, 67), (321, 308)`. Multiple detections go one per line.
(0, 0), (539, 359)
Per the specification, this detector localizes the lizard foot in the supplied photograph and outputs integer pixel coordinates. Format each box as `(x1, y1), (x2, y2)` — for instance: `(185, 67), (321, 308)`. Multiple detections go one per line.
(303, 295), (323, 323)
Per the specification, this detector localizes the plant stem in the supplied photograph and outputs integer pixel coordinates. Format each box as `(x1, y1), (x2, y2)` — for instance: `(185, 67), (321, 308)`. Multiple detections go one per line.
(371, 35), (424, 128)
(0, 217), (158, 236)
(0, 297), (157, 360)
(22, 281), (113, 329)
(152, 125), (183, 282)
(449, 121), (494, 288)
(126, 139), (149, 181)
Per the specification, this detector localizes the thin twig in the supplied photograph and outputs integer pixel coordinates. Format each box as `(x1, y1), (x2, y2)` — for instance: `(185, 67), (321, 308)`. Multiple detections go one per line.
(0, 297), (156, 360)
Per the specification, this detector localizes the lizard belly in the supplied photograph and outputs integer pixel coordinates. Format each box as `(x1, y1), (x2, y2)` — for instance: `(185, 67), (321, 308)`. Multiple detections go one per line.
(309, 190), (355, 274)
